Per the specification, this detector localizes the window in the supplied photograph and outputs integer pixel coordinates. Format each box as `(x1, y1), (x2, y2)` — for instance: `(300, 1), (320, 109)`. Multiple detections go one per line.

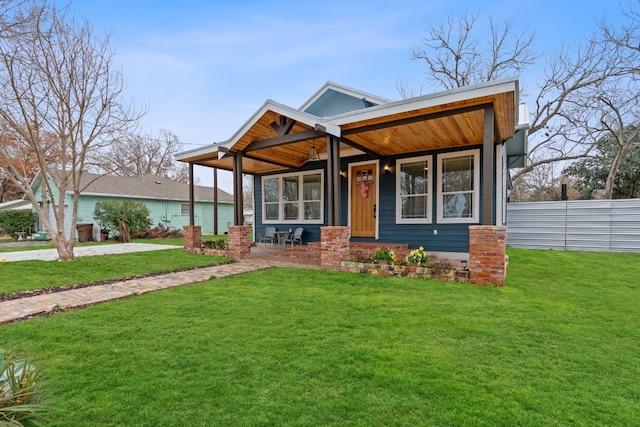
(180, 203), (190, 216)
(437, 149), (479, 223)
(396, 155), (432, 223)
(262, 171), (323, 223)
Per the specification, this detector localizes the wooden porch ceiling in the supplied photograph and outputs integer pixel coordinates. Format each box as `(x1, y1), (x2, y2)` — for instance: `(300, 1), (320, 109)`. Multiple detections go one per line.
(180, 90), (516, 175)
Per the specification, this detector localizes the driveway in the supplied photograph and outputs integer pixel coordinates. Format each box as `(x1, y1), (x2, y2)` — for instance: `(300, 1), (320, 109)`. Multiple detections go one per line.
(0, 243), (180, 262)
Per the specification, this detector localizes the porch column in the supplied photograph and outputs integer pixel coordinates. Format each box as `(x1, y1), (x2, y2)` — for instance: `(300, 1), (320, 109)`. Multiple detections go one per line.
(326, 135), (341, 226)
(213, 167), (219, 235)
(482, 105), (495, 225)
(233, 152), (244, 226)
(468, 225), (507, 286)
(189, 163), (195, 226)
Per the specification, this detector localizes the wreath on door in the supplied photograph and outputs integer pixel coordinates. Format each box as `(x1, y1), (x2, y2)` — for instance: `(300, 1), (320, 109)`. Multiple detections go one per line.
(360, 182), (369, 198)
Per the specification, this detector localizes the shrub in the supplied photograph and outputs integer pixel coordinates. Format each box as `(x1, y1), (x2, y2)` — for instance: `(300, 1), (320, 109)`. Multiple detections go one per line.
(0, 210), (37, 238)
(134, 223), (184, 239)
(374, 248), (398, 264)
(202, 239), (226, 249)
(93, 200), (152, 243)
(0, 349), (48, 426)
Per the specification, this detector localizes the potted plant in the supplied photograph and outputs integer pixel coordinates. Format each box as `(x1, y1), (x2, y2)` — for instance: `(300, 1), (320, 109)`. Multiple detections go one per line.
(374, 248), (397, 265)
(407, 246), (430, 266)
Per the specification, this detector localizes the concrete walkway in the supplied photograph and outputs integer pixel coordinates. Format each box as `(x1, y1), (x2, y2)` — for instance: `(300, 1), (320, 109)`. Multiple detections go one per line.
(0, 246), (321, 324)
(0, 243), (179, 262)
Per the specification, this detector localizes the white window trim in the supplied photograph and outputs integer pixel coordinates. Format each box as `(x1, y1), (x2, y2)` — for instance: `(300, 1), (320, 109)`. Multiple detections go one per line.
(395, 155), (432, 224)
(436, 149), (480, 224)
(180, 203), (190, 216)
(262, 170), (324, 224)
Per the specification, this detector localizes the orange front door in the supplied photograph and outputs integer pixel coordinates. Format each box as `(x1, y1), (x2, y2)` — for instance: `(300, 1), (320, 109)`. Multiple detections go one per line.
(350, 163), (377, 238)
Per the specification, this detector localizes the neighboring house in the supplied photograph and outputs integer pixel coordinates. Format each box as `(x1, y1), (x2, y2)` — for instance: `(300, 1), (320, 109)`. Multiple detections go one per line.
(29, 172), (234, 238)
(0, 199), (31, 210)
(176, 79), (528, 258)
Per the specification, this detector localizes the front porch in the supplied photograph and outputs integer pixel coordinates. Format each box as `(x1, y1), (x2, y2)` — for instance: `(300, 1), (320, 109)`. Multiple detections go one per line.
(177, 79), (524, 287)
(184, 224), (508, 285)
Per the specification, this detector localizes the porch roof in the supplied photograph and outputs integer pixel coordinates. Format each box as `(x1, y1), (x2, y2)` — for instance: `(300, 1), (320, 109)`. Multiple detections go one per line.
(176, 77), (522, 175)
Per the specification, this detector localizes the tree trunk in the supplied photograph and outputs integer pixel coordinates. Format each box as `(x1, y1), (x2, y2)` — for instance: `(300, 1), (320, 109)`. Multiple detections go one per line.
(119, 220), (131, 243)
(52, 233), (75, 261)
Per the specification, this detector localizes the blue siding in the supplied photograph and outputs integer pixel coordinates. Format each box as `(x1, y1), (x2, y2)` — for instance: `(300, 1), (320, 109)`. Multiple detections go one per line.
(304, 89), (378, 117)
(253, 145), (500, 254)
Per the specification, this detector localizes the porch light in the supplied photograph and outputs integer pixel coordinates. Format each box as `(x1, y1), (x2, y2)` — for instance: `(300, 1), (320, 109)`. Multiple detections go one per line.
(383, 164), (392, 174)
(306, 143), (321, 161)
(340, 169), (347, 178)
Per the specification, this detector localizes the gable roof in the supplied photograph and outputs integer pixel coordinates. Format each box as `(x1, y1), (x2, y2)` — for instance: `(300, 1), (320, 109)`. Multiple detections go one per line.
(34, 172), (233, 203)
(300, 81), (390, 117)
(177, 77), (525, 175)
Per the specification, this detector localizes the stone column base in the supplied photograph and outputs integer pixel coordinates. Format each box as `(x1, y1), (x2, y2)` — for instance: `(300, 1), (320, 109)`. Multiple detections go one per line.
(321, 226), (350, 269)
(468, 225), (507, 286)
(227, 225), (252, 259)
(183, 225), (201, 252)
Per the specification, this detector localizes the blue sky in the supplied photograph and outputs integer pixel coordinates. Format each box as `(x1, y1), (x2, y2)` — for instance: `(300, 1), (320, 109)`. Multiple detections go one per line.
(65, 0), (629, 190)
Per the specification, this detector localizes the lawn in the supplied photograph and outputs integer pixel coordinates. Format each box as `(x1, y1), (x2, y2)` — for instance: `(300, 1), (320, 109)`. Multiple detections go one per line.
(1, 249), (639, 426)
(0, 249), (228, 295)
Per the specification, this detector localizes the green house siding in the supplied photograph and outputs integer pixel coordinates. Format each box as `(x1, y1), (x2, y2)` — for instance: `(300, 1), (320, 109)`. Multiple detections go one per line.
(73, 195), (233, 234)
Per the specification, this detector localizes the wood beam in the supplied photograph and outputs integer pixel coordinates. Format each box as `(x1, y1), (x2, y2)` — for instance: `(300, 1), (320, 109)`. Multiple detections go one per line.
(243, 151), (301, 170)
(482, 105), (495, 225)
(342, 103), (493, 136)
(270, 115), (296, 135)
(339, 136), (382, 158)
(245, 129), (325, 152)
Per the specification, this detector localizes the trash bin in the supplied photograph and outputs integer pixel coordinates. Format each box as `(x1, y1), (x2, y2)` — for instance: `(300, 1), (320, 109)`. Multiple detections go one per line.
(77, 223), (94, 243)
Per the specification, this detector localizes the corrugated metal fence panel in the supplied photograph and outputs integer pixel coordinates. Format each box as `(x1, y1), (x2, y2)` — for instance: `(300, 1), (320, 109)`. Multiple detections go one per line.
(507, 199), (640, 253)
(610, 200), (640, 252)
(506, 202), (568, 250)
(565, 200), (611, 252)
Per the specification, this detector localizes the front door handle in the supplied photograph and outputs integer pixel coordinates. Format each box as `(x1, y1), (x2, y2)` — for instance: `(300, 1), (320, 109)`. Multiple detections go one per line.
(373, 204), (377, 219)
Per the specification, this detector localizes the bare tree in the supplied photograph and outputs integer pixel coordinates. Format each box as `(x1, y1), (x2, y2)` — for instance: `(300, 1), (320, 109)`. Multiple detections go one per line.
(411, 8), (640, 194)
(562, 76), (640, 198)
(411, 10), (537, 90)
(94, 129), (189, 183)
(0, 1), (143, 260)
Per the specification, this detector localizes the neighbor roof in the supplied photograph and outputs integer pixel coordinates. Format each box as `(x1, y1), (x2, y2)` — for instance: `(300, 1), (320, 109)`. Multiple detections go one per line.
(66, 173), (233, 203)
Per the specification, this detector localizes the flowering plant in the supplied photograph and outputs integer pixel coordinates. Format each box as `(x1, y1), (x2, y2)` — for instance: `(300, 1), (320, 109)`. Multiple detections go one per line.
(407, 246), (429, 264)
(374, 248), (398, 264)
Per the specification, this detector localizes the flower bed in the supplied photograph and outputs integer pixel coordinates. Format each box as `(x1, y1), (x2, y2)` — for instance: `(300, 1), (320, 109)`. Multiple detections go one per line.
(340, 260), (468, 283)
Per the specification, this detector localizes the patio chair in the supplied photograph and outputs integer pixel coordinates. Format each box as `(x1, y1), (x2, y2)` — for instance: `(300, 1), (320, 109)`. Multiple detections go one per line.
(258, 226), (277, 246)
(283, 227), (304, 248)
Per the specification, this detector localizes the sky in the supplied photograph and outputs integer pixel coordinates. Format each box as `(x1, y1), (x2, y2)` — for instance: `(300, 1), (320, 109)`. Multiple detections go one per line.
(62, 0), (632, 192)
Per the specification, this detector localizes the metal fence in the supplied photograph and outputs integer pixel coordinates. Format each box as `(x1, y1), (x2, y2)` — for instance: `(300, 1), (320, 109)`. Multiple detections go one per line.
(506, 199), (640, 252)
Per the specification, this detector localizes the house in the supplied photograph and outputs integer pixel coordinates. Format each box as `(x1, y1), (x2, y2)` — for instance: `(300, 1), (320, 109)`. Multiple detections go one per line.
(176, 79), (528, 285)
(29, 172), (234, 238)
(0, 199), (32, 210)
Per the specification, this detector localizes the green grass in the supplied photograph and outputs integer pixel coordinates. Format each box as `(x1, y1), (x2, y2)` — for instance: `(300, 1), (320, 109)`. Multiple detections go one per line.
(1, 249), (639, 426)
(0, 249), (227, 295)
